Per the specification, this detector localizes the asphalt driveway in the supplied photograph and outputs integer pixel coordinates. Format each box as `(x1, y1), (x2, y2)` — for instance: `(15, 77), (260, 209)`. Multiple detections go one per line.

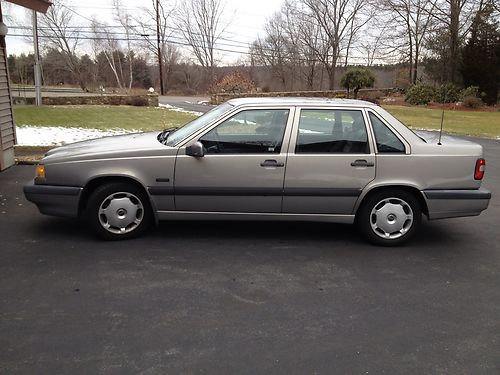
(0, 136), (499, 374)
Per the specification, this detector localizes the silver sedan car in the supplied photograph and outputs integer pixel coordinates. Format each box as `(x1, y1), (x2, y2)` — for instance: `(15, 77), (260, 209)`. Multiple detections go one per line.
(24, 98), (491, 245)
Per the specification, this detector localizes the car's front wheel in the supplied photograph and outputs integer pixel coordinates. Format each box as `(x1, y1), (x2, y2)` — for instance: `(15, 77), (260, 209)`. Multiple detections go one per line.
(357, 189), (422, 246)
(86, 182), (152, 240)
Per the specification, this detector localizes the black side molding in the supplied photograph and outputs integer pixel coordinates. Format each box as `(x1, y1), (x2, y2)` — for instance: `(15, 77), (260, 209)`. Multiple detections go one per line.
(423, 189), (492, 200)
(148, 186), (174, 195)
(175, 187), (282, 196)
(23, 183), (82, 196)
(148, 186), (361, 197)
(284, 188), (361, 197)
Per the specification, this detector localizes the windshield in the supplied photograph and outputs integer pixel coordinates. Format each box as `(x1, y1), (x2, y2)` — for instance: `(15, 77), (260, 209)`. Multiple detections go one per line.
(165, 102), (234, 146)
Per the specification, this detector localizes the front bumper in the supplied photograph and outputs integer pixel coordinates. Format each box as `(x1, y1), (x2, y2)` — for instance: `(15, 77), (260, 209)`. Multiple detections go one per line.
(423, 188), (491, 220)
(24, 181), (83, 218)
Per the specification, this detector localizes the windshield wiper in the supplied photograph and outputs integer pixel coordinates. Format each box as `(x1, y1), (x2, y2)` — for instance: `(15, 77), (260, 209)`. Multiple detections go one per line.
(157, 127), (177, 145)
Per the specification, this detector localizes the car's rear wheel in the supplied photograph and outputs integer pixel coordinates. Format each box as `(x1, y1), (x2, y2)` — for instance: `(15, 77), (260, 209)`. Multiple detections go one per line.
(86, 182), (152, 240)
(357, 189), (421, 246)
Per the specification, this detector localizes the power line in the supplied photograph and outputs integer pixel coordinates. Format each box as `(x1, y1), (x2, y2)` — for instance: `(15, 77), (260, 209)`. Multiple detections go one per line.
(9, 25), (388, 59)
(7, 3), (402, 65)
(60, 3), (268, 33)
(6, 32), (402, 64)
(9, 25), (259, 50)
(60, 3), (95, 23)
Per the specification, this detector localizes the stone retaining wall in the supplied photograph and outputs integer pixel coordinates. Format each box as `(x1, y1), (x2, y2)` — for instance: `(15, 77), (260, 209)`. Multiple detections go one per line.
(13, 94), (159, 107)
(211, 88), (394, 105)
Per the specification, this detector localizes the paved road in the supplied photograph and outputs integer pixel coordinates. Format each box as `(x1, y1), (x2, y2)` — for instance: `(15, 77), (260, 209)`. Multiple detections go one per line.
(1, 136), (499, 373)
(160, 95), (213, 113)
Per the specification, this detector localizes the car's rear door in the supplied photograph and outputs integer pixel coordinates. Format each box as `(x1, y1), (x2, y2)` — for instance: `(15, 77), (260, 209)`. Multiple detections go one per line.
(283, 106), (376, 215)
(174, 106), (294, 213)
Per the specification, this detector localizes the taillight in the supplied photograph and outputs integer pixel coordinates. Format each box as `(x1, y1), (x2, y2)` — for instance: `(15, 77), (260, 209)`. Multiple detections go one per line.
(474, 158), (485, 180)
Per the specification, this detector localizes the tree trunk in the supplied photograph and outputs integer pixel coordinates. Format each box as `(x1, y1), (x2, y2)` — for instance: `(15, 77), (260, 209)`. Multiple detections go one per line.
(449, 0), (460, 83)
(118, 51), (125, 88)
(103, 52), (122, 89)
(408, 31), (413, 84)
(78, 78), (87, 91)
(327, 65), (335, 90)
(128, 56), (133, 89)
(413, 45), (419, 84)
(306, 62), (315, 90)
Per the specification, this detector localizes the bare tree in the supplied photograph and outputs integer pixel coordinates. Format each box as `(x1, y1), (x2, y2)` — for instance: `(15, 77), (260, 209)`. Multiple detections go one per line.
(113, 0), (133, 89)
(134, 0), (178, 92)
(38, 0), (87, 89)
(176, 0), (228, 82)
(380, 0), (438, 84)
(359, 27), (387, 66)
(425, 0), (482, 83)
(296, 0), (373, 90)
(250, 12), (294, 90)
(250, 0), (374, 91)
(91, 19), (124, 88)
(282, 1), (322, 90)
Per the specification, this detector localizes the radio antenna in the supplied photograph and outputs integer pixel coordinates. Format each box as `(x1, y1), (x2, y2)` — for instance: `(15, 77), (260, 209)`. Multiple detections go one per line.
(438, 83), (447, 145)
(438, 105), (445, 145)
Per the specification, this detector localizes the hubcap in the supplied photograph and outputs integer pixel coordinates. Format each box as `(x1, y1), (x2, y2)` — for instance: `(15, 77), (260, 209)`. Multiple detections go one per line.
(98, 192), (144, 234)
(370, 197), (413, 240)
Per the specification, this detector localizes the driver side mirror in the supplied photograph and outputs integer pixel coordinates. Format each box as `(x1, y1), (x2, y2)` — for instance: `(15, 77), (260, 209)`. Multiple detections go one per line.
(185, 141), (205, 157)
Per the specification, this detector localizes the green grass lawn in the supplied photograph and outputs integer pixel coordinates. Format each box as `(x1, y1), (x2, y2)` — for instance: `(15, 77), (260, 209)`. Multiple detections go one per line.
(383, 105), (500, 138)
(13, 104), (500, 139)
(13, 105), (197, 131)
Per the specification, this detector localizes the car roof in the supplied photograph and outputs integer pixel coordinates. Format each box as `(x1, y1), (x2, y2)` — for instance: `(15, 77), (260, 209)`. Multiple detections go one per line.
(226, 97), (377, 107)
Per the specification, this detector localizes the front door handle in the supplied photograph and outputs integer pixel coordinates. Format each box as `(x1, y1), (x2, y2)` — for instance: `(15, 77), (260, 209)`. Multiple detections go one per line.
(351, 159), (374, 167)
(260, 159), (284, 167)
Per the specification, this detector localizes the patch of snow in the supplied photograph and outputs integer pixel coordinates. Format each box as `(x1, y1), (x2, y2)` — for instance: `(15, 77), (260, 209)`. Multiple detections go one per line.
(231, 118), (258, 125)
(159, 103), (203, 116)
(299, 129), (322, 134)
(197, 100), (210, 105)
(412, 127), (440, 132)
(16, 126), (136, 146)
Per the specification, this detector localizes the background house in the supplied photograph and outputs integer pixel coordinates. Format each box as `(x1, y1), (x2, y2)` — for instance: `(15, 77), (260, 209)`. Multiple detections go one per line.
(0, 0), (51, 171)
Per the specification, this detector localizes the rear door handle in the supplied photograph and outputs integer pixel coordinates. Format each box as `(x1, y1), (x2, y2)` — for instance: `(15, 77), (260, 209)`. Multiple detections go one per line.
(351, 159), (374, 167)
(260, 159), (284, 167)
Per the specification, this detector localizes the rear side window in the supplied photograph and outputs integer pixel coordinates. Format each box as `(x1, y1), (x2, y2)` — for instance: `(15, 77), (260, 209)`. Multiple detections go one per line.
(369, 113), (406, 153)
(296, 109), (369, 153)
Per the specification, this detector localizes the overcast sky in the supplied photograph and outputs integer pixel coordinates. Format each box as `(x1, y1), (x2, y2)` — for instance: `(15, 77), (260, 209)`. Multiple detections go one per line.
(3, 0), (285, 64)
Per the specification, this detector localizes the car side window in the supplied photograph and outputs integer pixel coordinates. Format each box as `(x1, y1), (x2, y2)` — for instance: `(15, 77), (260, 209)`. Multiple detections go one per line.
(369, 112), (406, 153)
(199, 109), (289, 154)
(296, 109), (369, 153)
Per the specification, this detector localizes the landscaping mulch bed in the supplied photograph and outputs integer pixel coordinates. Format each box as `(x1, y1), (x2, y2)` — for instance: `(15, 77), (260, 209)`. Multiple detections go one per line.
(14, 146), (53, 164)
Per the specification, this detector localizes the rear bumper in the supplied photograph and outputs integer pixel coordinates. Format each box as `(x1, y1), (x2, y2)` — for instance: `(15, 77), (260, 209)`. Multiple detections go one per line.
(423, 188), (491, 219)
(24, 181), (82, 218)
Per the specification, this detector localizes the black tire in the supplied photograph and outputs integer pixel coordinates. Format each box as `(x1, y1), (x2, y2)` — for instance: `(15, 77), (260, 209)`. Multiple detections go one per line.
(356, 189), (422, 246)
(86, 182), (152, 240)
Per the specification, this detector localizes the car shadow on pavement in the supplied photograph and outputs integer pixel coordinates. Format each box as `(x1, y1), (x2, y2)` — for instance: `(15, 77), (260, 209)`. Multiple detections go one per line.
(27, 215), (468, 252)
(155, 220), (357, 241)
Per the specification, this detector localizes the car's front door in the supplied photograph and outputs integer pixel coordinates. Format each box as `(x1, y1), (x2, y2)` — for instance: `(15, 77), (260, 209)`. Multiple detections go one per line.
(174, 107), (294, 213)
(283, 107), (376, 215)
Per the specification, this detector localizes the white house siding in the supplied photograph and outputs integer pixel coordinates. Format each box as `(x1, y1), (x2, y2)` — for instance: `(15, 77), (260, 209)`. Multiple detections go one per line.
(0, 45), (15, 171)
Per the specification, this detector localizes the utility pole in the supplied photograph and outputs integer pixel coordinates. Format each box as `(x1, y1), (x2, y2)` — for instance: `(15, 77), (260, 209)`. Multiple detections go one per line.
(156, 0), (164, 95)
(32, 10), (42, 106)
